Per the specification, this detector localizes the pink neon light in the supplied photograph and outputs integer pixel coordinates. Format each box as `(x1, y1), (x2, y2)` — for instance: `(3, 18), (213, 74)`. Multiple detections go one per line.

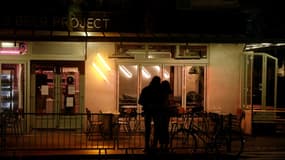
(0, 48), (21, 54)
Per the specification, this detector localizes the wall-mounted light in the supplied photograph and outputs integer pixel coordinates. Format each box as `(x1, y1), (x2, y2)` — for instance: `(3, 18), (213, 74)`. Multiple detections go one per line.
(119, 65), (132, 78)
(97, 53), (111, 71)
(92, 63), (108, 81)
(1, 42), (14, 47)
(142, 67), (151, 79)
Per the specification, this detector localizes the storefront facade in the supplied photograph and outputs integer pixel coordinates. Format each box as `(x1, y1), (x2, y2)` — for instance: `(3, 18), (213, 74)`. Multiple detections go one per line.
(0, 7), (257, 132)
(0, 41), (245, 129)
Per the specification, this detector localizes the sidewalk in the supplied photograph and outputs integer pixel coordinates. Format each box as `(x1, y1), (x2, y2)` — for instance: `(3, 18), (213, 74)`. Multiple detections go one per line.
(240, 134), (285, 159)
(243, 135), (285, 152)
(1, 135), (285, 160)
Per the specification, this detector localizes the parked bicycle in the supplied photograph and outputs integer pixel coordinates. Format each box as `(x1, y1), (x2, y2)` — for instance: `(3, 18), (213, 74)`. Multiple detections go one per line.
(169, 106), (208, 152)
(169, 106), (245, 158)
(209, 111), (246, 158)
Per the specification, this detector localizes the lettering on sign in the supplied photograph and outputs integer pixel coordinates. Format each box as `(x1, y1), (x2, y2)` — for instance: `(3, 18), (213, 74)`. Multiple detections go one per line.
(70, 17), (110, 30)
(2, 16), (111, 32)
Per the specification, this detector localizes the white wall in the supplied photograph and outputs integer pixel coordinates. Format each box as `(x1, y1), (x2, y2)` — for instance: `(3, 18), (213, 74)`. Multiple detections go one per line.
(207, 43), (244, 114)
(30, 42), (85, 60)
(85, 42), (117, 113)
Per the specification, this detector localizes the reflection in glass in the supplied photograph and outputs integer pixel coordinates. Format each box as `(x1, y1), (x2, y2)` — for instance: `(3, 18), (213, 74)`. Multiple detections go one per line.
(185, 66), (204, 108)
(119, 64), (138, 107)
(141, 65), (161, 89)
(35, 68), (54, 114)
(252, 55), (263, 106)
(119, 65), (132, 78)
(247, 53), (277, 109)
(118, 64), (205, 111)
(142, 67), (151, 79)
(1, 64), (25, 113)
(266, 58), (276, 107)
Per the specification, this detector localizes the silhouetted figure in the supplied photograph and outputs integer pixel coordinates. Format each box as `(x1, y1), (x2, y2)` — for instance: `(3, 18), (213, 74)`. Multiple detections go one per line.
(158, 80), (172, 152)
(138, 76), (162, 153)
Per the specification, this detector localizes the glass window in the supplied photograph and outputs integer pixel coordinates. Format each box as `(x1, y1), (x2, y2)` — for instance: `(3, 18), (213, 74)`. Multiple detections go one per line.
(32, 61), (83, 115)
(168, 65), (183, 107)
(141, 65), (161, 88)
(118, 64), (138, 114)
(34, 68), (55, 114)
(61, 67), (80, 114)
(117, 63), (206, 111)
(252, 55), (263, 106)
(185, 66), (205, 109)
(0, 64), (25, 113)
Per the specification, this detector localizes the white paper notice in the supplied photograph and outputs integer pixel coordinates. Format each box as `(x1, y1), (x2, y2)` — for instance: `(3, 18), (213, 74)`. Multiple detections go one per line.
(66, 97), (74, 107)
(68, 85), (75, 95)
(41, 85), (49, 95)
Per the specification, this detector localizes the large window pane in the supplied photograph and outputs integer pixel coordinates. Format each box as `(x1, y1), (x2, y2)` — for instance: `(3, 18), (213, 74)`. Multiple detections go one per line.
(141, 65), (162, 88)
(1, 64), (25, 113)
(252, 55), (263, 106)
(119, 64), (138, 112)
(185, 66), (204, 109)
(61, 67), (80, 114)
(117, 63), (206, 112)
(34, 68), (55, 114)
(169, 65), (183, 107)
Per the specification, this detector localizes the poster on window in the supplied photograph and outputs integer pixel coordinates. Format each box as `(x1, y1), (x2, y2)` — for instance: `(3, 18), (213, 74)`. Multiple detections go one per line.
(67, 85), (75, 95)
(41, 85), (49, 95)
(66, 96), (74, 107)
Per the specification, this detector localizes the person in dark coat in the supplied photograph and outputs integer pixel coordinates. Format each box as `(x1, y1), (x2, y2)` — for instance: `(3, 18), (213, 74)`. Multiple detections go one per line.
(138, 76), (162, 152)
(158, 80), (172, 152)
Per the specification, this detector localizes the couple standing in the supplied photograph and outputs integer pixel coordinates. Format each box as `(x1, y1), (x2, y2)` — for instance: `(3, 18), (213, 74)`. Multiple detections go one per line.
(138, 76), (172, 153)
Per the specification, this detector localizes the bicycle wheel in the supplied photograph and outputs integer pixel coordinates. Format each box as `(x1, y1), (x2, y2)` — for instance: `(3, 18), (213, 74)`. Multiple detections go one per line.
(169, 128), (198, 153)
(191, 112), (211, 152)
(228, 130), (245, 157)
(213, 114), (245, 158)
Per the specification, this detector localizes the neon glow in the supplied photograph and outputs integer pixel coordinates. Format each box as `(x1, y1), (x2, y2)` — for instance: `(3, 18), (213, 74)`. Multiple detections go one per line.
(92, 63), (108, 81)
(142, 67), (151, 79)
(0, 48), (21, 54)
(97, 53), (111, 71)
(1, 42), (14, 47)
(163, 69), (170, 79)
(153, 66), (161, 72)
(119, 65), (132, 78)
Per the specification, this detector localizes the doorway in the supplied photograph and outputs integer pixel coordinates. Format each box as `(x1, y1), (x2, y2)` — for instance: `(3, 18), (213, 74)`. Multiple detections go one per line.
(242, 52), (278, 110)
(30, 61), (84, 129)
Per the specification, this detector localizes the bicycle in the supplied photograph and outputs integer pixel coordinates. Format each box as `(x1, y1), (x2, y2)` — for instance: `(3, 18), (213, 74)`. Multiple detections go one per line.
(169, 107), (245, 158)
(209, 111), (246, 158)
(169, 106), (209, 153)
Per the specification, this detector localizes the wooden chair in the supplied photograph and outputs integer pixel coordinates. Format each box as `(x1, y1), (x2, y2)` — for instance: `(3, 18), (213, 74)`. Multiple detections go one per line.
(86, 108), (104, 140)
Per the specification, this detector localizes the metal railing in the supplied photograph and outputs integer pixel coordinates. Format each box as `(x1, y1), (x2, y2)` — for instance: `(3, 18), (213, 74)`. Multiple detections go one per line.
(0, 110), (245, 156)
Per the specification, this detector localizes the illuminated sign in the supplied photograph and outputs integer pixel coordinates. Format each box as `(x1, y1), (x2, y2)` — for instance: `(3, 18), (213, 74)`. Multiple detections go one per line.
(70, 17), (110, 30)
(0, 42), (27, 55)
(1, 15), (111, 32)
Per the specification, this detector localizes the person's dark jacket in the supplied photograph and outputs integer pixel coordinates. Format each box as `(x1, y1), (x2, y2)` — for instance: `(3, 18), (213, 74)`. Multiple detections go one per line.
(138, 85), (161, 112)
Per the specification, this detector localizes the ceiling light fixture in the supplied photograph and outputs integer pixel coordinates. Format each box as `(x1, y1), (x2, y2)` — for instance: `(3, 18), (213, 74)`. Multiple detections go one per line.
(142, 67), (151, 79)
(108, 42), (135, 59)
(119, 65), (132, 78)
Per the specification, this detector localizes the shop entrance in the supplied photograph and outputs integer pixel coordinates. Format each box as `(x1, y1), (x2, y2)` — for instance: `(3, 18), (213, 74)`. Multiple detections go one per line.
(242, 52), (278, 134)
(30, 61), (84, 129)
